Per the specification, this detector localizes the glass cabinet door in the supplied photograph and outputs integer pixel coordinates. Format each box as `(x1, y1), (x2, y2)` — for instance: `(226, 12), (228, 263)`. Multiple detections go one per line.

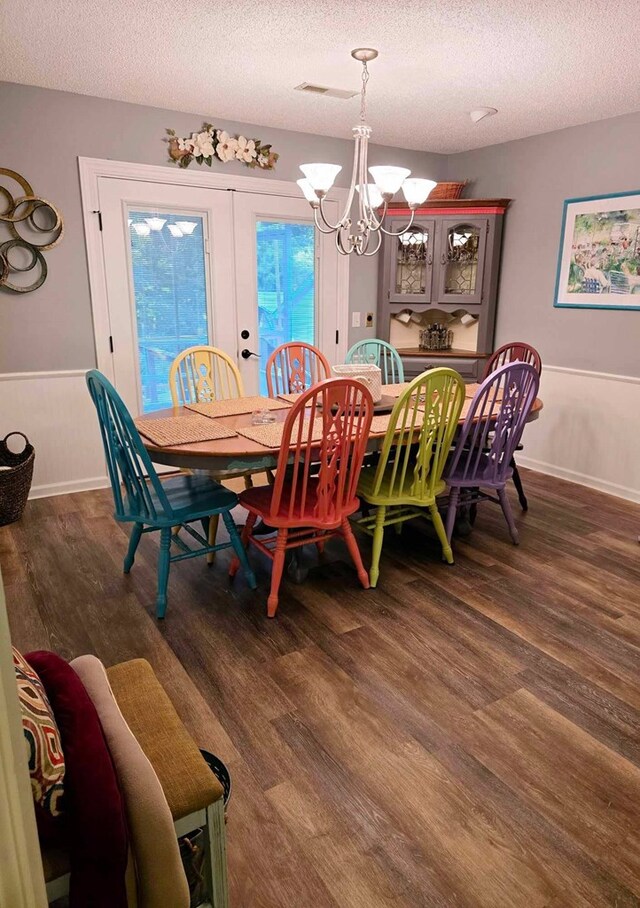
(436, 219), (488, 305)
(387, 219), (435, 304)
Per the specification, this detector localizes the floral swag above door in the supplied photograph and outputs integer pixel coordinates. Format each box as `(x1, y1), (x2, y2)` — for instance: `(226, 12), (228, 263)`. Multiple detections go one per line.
(166, 123), (279, 170)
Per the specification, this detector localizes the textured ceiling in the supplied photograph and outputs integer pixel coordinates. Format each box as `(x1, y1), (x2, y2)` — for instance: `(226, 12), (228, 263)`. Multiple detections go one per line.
(2, 0), (640, 153)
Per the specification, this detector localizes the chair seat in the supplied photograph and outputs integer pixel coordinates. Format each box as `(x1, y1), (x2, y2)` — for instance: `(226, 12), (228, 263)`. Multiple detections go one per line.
(146, 473), (238, 525)
(239, 479), (360, 528)
(357, 462), (446, 507)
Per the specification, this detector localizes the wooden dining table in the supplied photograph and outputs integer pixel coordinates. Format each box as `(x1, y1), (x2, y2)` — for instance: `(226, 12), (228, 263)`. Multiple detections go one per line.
(139, 386), (544, 477)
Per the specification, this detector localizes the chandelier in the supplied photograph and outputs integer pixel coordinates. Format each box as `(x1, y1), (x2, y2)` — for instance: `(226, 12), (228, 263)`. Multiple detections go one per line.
(297, 48), (436, 256)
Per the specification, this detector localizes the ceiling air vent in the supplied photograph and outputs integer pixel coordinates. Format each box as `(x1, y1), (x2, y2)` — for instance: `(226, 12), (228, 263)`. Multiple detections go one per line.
(295, 83), (358, 100)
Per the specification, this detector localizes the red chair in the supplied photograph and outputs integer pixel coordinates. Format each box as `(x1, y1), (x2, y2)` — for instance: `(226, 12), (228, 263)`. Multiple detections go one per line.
(483, 342), (542, 380)
(482, 341), (542, 510)
(266, 342), (331, 397)
(229, 378), (374, 617)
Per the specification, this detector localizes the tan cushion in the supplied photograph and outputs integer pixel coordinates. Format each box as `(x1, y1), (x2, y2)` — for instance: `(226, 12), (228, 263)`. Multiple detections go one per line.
(72, 655), (189, 908)
(106, 659), (223, 820)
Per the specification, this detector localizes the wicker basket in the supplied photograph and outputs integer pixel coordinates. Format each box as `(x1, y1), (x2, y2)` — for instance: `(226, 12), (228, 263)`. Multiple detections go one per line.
(332, 363), (382, 403)
(427, 180), (468, 200)
(0, 432), (35, 526)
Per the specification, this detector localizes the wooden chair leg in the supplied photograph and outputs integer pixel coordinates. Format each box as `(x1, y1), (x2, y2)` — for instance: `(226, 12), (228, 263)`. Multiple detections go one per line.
(510, 458), (528, 511)
(123, 522), (143, 573)
(203, 797), (229, 908)
(341, 519), (370, 590)
(445, 488), (460, 542)
(156, 527), (172, 619)
(498, 486), (520, 544)
(228, 512), (256, 577)
(206, 513), (220, 565)
(221, 510), (257, 589)
(243, 473), (254, 490)
(369, 506), (386, 589)
(267, 530), (288, 618)
(430, 503), (454, 564)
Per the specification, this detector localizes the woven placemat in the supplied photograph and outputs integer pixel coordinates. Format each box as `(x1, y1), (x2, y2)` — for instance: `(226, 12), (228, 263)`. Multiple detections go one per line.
(276, 392), (322, 406)
(185, 396), (290, 419)
(235, 418), (325, 449)
(370, 411), (425, 435)
(381, 382), (412, 397)
(136, 414), (237, 446)
(465, 382), (503, 400)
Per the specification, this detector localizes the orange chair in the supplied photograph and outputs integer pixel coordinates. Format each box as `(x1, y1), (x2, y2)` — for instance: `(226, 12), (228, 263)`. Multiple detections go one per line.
(229, 378), (374, 617)
(265, 342), (331, 397)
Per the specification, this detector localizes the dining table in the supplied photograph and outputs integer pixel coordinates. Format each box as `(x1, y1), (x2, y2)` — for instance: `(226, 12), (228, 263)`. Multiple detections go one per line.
(138, 384), (543, 476)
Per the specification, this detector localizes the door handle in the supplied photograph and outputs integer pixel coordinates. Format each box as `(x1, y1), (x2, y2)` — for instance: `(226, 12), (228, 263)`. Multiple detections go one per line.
(241, 348), (260, 359)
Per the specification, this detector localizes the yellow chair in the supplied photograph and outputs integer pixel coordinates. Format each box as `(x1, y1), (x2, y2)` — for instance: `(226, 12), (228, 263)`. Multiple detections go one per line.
(169, 345), (244, 406)
(168, 345), (251, 559)
(355, 367), (465, 587)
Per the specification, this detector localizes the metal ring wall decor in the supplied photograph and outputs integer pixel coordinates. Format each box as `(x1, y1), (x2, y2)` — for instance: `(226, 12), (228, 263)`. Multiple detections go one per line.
(0, 169), (63, 294)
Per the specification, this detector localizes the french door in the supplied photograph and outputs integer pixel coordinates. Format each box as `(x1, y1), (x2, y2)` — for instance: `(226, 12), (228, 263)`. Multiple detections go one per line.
(97, 176), (343, 414)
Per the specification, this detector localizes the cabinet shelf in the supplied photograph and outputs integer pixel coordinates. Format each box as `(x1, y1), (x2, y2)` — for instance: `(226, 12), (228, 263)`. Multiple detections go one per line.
(397, 347), (488, 359)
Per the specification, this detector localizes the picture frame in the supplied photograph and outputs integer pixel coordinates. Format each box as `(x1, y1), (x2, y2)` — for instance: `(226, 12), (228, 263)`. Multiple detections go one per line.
(554, 189), (640, 310)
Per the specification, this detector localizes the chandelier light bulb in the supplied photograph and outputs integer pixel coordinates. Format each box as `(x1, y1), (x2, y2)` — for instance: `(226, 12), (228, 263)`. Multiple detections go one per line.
(133, 223), (151, 236)
(297, 178), (319, 204)
(145, 217), (167, 231)
(175, 221), (197, 235)
(299, 163), (342, 194)
(167, 224), (184, 237)
(356, 183), (384, 209)
(369, 166), (411, 197)
(402, 178), (437, 207)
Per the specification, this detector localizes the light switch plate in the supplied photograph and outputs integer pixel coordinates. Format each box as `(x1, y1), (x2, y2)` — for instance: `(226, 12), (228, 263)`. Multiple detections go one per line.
(351, 311), (361, 328)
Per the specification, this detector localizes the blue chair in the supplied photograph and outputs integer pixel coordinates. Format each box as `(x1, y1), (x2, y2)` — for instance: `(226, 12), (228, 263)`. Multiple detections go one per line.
(346, 339), (405, 383)
(86, 370), (256, 618)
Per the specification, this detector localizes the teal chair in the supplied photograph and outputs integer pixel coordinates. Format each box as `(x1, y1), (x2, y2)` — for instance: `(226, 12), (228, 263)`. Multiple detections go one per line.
(86, 370), (256, 618)
(346, 339), (405, 383)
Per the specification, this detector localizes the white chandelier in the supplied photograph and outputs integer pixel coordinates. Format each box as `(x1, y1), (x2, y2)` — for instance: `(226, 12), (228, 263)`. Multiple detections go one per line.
(297, 48), (436, 256)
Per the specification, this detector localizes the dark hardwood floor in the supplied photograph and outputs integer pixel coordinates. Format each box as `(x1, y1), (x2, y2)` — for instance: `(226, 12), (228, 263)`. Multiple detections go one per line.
(2, 469), (640, 907)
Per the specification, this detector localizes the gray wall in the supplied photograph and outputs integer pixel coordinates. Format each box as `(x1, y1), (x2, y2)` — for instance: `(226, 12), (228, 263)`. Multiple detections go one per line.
(449, 110), (640, 376)
(0, 82), (445, 373)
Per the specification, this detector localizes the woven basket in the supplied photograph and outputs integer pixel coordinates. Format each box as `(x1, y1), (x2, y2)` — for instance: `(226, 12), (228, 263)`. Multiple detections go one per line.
(332, 364), (382, 403)
(427, 180), (468, 200)
(0, 432), (35, 526)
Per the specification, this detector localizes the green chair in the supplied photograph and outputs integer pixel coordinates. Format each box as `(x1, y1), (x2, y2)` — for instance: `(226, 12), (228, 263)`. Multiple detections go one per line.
(355, 367), (465, 587)
(346, 339), (405, 383)
(86, 369), (256, 618)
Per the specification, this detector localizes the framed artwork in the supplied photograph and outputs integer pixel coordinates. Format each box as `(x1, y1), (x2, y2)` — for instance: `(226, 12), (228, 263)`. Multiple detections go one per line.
(554, 189), (640, 310)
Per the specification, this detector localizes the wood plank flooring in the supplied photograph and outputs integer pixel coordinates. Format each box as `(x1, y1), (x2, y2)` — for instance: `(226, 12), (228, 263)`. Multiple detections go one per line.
(2, 469), (640, 907)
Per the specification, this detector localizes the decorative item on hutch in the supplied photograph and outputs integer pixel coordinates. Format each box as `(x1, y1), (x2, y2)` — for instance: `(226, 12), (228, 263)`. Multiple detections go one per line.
(0, 168), (64, 294)
(296, 49), (436, 256)
(378, 197), (511, 380)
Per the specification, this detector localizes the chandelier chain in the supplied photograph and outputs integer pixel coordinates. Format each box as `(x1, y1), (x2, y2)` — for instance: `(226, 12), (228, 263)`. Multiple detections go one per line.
(360, 62), (369, 123)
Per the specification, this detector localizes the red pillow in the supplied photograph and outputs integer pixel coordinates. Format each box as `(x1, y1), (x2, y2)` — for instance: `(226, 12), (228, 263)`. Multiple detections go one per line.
(27, 652), (128, 908)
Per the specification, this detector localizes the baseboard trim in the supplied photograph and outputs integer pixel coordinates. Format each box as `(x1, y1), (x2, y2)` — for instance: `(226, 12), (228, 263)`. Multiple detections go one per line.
(29, 476), (110, 500)
(517, 455), (640, 504)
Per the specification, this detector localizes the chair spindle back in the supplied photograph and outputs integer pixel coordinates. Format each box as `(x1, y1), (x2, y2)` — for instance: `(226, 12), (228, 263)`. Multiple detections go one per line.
(265, 342), (331, 397)
(448, 362), (540, 486)
(270, 378), (373, 524)
(86, 370), (172, 522)
(346, 339), (405, 383)
(371, 367), (465, 502)
(169, 345), (244, 407)
(483, 341), (542, 380)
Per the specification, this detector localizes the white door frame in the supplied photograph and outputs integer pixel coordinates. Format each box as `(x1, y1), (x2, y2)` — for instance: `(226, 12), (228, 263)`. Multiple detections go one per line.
(78, 157), (350, 384)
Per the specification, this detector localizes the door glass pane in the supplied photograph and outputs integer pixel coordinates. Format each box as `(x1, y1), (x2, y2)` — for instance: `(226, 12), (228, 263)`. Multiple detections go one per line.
(395, 227), (428, 296)
(128, 210), (209, 412)
(256, 221), (315, 395)
(443, 223), (480, 295)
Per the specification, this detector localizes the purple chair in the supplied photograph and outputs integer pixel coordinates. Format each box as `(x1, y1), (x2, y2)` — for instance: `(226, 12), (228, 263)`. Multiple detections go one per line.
(444, 362), (540, 545)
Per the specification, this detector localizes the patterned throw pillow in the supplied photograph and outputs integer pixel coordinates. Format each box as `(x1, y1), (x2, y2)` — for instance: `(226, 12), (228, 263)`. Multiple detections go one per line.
(13, 647), (65, 816)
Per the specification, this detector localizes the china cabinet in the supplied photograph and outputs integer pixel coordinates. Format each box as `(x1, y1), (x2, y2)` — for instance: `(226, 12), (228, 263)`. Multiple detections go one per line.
(378, 199), (510, 380)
